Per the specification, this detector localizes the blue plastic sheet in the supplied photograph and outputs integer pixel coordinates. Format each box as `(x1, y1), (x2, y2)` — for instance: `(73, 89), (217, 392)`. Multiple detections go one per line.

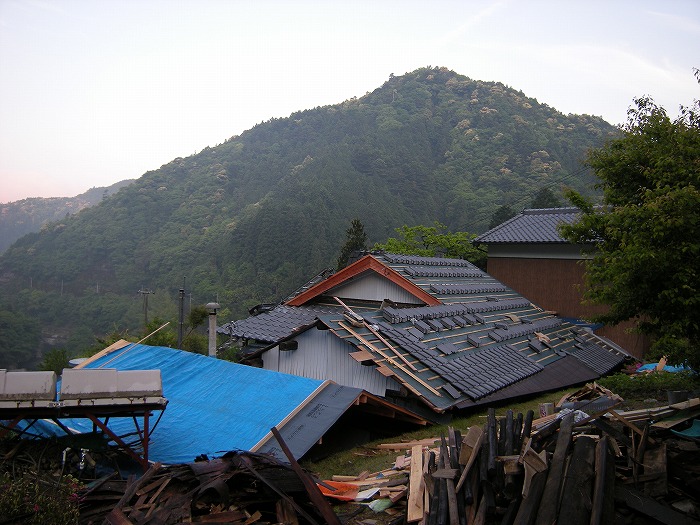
(30, 344), (332, 464)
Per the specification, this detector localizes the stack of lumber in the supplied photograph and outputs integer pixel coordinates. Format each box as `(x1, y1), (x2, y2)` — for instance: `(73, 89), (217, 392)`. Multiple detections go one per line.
(321, 393), (700, 524)
(393, 400), (700, 525)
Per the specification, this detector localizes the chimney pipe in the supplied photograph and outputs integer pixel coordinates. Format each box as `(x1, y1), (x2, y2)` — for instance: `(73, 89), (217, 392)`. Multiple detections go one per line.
(205, 302), (220, 357)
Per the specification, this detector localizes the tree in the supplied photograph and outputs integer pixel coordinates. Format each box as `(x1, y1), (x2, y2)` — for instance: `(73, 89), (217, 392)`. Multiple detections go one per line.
(39, 348), (70, 375)
(489, 205), (517, 229)
(374, 222), (487, 268)
(337, 219), (369, 270)
(560, 95), (700, 367)
(530, 187), (561, 209)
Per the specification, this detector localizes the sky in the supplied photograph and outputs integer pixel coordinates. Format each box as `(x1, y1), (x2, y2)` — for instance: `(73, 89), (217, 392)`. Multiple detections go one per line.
(0, 0), (698, 203)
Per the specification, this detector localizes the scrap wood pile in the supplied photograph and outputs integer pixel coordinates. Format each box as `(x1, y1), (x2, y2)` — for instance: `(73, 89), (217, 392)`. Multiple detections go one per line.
(320, 384), (700, 525)
(80, 450), (338, 525)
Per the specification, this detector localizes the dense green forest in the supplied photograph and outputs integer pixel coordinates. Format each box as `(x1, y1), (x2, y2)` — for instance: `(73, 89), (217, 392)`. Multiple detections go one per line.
(0, 67), (615, 369)
(0, 179), (135, 254)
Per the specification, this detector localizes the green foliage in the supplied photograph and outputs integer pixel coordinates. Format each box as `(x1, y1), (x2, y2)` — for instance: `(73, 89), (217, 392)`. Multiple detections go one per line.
(336, 219), (369, 270)
(560, 94), (700, 367)
(374, 222), (487, 268)
(489, 205), (517, 229)
(0, 309), (41, 369)
(597, 371), (700, 400)
(530, 186), (562, 208)
(142, 318), (178, 348)
(39, 348), (70, 375)
(0, 472), (81, 525)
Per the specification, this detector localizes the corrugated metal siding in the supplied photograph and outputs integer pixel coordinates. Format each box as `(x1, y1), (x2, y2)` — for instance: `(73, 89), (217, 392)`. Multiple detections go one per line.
(262, 327), (400, 396)
(329, 273), (424, 304)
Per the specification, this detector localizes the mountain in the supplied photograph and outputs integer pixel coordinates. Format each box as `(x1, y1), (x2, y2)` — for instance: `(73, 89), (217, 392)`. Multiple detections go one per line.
(0, 67), (617, 368)
(0, 179), (135, 254)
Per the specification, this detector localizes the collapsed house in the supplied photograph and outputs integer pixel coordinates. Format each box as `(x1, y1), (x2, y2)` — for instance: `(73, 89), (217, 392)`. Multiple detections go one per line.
(219, 253), (633, 418)
(2, 340), (428, 466)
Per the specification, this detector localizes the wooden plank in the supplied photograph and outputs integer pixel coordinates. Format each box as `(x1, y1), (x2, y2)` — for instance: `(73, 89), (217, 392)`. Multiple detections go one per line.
(512, 470), (547, 525)
(643, 443), (668, 497)
(407, 444), (425, 523)
(376, 365), (396, 377)
(339, 321), (442, 396)
(376, 438), (440, 450)
(455, 426), (484, 492)
(609, 409), (645, 436)
(590, 436), (615, 525)
(535, 413), (574, 525)
(614, 485), (700, 525)
(558, 436), (596, 525)
(432, 468), (459, 479)
(651, 406), (700, 429)
(440, 436), (460, 525)
(349, 349), (375, 364)
(269, 427), (338, 525)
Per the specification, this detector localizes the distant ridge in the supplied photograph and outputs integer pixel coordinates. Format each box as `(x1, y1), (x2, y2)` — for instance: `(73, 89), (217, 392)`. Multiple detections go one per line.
(0, 179), (134, 253)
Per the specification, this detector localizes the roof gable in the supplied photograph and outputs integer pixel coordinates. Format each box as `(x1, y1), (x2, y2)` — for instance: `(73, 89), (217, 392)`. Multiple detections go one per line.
(285, 255), (440, 307)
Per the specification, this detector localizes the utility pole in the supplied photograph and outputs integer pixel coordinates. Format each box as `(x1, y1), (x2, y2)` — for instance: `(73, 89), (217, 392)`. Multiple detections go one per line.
(177, 278), (186, 349)
(138, 287), (155, 328)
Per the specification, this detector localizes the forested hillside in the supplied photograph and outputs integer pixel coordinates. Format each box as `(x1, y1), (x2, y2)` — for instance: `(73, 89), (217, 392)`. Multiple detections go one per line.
(0, 179), (134, 253)
(0, 67), (616, 368)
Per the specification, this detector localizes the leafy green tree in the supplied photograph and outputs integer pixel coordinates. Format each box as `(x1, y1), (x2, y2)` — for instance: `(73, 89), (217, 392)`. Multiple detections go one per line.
(530, 187), (561, 209)
(375, 222), (486, 268)
(489, 205), (517, 229)
(560, 95), (700, 367)
(39, 348), (71, 375)
(0, 310), (41, 369)
(337, 219), (369, 270)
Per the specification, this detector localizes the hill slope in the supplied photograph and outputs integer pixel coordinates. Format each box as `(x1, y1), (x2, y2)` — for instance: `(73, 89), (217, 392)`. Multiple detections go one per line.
(0, 179), (135, 254)
(0, 67), (616, 367)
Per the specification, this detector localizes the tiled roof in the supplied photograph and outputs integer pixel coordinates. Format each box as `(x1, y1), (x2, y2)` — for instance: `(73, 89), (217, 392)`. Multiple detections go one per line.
(473, 207), (581, 244)
(316, 253), (631, 412)
(217, 304), (342, 343)
(222, 253), (632, 413)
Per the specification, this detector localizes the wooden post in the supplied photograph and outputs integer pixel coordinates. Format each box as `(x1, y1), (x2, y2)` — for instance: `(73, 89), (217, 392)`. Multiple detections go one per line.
(590, 436), (615, 525)
(535, 413), (574, 525)
(558, 436), (596, 525)
(407, 444), (425, 523)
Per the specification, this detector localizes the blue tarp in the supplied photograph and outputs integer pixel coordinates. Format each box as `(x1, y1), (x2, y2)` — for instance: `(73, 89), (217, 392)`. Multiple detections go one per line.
(636, 363), (690, 373)
(31, 343), (342, 464)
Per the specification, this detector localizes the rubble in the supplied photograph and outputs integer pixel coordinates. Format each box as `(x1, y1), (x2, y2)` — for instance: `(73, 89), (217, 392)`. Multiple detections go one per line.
(1, 384), (699, 524)
(317, 384), (700, 525)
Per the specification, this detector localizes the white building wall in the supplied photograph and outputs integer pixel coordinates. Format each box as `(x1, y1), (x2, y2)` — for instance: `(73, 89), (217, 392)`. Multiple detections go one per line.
(330, 272), (422, 304)
(262, 327), (400, 397)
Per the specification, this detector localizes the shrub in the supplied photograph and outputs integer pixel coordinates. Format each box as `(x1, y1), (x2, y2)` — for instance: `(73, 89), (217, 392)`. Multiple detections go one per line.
(0, 473), (81, 525)
(597, 371), (700, 400)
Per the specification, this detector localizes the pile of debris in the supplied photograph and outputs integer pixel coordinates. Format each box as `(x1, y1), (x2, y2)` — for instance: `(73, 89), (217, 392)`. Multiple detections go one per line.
(81, 451), (337, 525)
(320, 384), (700, 525)
(2, 384), (699, 524)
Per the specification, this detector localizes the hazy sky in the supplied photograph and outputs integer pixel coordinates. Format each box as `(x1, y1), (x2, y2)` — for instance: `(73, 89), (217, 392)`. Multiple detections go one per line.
(1, 0), (698, 203)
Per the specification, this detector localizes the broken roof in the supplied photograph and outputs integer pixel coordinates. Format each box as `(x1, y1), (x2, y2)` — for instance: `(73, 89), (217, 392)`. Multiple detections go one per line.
(29, 341), (426, 463)
(473, 207), (582, 244)
(223, 253), (631, 413)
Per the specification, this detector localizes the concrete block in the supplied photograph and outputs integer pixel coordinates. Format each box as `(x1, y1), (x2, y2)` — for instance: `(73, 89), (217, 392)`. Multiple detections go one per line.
(59, 368), (118, 400)
(0, 370), (57, 401)
(117, 370), (162, 397)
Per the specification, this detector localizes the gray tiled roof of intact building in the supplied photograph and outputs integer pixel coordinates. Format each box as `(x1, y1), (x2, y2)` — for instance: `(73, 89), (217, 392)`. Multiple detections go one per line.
(474, 207), (581, 244)
(217, 304), (342, 343)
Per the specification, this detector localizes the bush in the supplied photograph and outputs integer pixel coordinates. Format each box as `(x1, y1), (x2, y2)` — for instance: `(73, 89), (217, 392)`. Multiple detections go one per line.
(0, 473), (81, 525)
(597, 371), (700, 400)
